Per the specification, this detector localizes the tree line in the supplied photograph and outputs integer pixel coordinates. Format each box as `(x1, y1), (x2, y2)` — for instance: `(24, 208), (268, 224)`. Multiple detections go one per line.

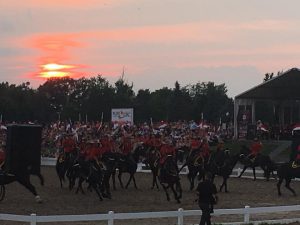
(0, 76), (233, 124)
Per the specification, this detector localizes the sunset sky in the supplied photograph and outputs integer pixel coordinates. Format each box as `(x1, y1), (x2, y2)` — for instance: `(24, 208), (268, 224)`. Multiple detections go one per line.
(1, 0), (300, 97)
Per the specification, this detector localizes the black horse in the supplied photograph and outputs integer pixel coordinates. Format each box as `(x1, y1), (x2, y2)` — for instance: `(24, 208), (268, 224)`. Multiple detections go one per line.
(0, 168), (44, 203)
(179, 149), (206, 190)
(207, 150), (239, 192)
(69, 159), (105, 201)
(144, 146), (161, 190)
(112, 146), (145, 190)
(237, 145), (274, 181)
(56, 150), (78, 188)
(159, 155), (182, 203)
(276, 162), (300, 196)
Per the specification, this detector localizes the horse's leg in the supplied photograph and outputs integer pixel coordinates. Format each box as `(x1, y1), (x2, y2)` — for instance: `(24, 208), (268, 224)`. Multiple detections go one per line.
(76, 177), (85, 194)
(238, 166), (247, 178)
(35, 173), (44, 186)
(125, 174), (133, 189)
(17, 176), (42, 203)
(161, 183), (170, 201)
(112, 169), (117, 190)
(132, 174), (138, 189)
(118, 171), (124, 188)
(91, 183), (103, 201)
(190, 171), (197, 191)
(220, 176), (229, 193)
(285, 178), (296, 196)
(170, 184), (180, 203)
(151, 166), (158, 189)
(252, 167), (256, 181)
(103, 173), (112, 199)
(176, 180), (182, 200)
(277, 177), (283, 196)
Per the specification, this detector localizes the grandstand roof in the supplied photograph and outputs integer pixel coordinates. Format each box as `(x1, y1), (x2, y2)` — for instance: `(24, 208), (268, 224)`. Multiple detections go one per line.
(235, 68), (300, 100)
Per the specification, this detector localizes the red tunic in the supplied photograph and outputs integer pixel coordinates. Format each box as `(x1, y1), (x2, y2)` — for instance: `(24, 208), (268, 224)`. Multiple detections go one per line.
(85, 145), (100, 161)
(201, 142), (210, 158)
(62, 137), (76, 153)
(0, 150), (5, 164)
(159, 144), (175, 164)
(122, 137), (133, 155)
(151, 137), (161, 149)
(250, 142), (262, 156)
(100, 138), (113, 154)
(191, 139), (201, 150)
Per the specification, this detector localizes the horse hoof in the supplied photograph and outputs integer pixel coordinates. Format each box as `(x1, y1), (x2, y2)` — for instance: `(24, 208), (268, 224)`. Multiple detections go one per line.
(35, 195), (43, 203)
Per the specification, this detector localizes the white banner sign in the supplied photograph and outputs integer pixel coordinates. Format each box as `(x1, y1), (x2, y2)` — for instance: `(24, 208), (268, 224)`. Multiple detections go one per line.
(111, 108), (134, 124)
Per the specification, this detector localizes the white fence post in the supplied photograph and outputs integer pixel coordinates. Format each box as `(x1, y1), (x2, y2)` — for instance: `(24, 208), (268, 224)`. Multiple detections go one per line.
(177, 208), (183, 225)
(108, 211), (114, 225)
(30, 213), (37, 225)
(244, 205), (250, 223)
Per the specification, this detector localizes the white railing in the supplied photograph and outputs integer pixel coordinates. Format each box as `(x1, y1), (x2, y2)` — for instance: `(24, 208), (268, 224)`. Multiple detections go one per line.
(1, 205), (300, 225)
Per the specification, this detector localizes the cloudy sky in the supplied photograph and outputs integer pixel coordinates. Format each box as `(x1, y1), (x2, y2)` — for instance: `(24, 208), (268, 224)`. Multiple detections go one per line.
(1, 0), (300, 97)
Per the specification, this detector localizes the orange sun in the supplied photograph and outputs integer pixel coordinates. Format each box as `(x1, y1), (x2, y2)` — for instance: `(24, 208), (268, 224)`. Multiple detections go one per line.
(39, 63), (75, 78)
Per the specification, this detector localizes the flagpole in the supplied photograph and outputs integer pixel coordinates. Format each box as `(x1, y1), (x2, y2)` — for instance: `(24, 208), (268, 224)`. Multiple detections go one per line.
(85, 114), (88, 124)
(0, 114), (2, 123)
(79, 113), (81, 122)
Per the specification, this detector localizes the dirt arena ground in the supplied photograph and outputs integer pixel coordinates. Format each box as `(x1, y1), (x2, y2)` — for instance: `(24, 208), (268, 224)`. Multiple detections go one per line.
(1, 166), (300, 225)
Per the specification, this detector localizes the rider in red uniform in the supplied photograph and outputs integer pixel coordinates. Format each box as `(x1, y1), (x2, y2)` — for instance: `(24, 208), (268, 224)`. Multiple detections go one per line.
(200, 138), (210, 159)
(159, 138), (175, 165)
(62, 133), (76, 156)
(121, 135), (133, 155)
(248, 137), (262, 160)
(100, 135), (113, 155)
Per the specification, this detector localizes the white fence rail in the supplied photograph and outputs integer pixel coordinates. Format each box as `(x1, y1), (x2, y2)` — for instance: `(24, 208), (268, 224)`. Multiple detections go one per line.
(1, 205), (300, 225)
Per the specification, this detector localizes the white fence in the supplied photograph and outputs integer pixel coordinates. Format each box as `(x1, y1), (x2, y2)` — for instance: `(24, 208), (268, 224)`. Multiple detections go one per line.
(1, 205), (300, 225)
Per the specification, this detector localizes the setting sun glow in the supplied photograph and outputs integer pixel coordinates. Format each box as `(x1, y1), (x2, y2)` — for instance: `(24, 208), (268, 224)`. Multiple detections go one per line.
(39, 71), (70, 78)
(42, 63), (75, 71)
(38, 63), (75, 78)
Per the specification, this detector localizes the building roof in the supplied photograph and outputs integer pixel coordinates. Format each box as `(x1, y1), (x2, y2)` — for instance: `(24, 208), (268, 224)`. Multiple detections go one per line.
(235, 68), (300, 100)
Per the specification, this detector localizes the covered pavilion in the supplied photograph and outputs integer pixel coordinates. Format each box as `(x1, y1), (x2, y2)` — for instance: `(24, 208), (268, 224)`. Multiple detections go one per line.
(233, 68), (300, 139)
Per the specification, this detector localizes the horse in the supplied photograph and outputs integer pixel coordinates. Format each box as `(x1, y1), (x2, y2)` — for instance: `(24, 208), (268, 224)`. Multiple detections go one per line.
(69, 159), (105, 201)
(159, 155), (182, 203)
(276, 162), (300, 196)
(68, 151), (117, 200)
(207, 150), (239, 192)
(179, 148), (206, 190)
(237, 145), (274, 181)
(112, 145), (145, 190)
(143, 145), (161, 189)
(55, 150), (78, 188)
(0, 168), (44, 203)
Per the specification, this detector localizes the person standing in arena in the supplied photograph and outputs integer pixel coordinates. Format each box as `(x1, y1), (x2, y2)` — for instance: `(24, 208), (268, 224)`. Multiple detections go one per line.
(196, 172), (218, 225)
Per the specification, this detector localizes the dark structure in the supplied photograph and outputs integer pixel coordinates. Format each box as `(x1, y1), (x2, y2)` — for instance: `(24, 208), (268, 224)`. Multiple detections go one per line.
(5, 124), (42, 174)
(234, 68), (300, 140)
